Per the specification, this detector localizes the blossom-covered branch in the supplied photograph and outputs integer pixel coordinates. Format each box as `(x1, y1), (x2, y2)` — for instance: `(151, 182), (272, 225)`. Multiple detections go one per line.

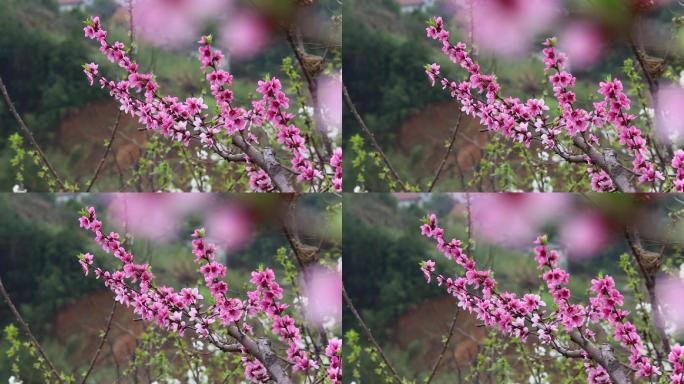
(82, 16), (342, 192)
(77, 206), (341, 383)
(424, 16), (682, 193)
(419, 212), (682, 384)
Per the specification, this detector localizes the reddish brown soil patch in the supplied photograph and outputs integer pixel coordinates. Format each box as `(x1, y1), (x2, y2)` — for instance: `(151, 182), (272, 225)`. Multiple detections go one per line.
(397, 102), (489, 182)
(392, 296), (577, 382)
(397, 102), (563, 190)
(51, 290), (144, 368)
(393, 296), (486, 376)
(56, 99), (148, 184)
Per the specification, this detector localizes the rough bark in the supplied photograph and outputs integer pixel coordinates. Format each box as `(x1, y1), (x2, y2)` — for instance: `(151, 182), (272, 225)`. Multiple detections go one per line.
(572, 136), (636, 192)
(232, 135), (296, 192)
(227, 325), (292, 384)
(569, 330), (633, 384)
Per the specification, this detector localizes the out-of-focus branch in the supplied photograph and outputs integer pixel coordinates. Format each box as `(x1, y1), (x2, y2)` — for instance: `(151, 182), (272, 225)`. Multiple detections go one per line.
(281, 194), (320, 269)
(628, 33), (673, 165)
(279, 193), (329, 356)
(428, 112), (464, 192)
(343, 284), (403, 384)
(87, 111), (122, 191)
(0, 75), (66, 190)
(81, 301), (117, 384)
(285, 25), (333, 159)
(343, 84), (408, 191)
(628, 34), (660, 95)
(624, 227), (671, 356)
(0, 275), (64, 382)
(425, 308), (460, 384)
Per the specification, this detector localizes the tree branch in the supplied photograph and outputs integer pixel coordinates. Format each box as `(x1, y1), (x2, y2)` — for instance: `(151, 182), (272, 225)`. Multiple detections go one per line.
(226, 324), (292, 384)
(0, 275), (64, 382)
(343, 284), (403, 384)
(568, 329), (633, 384)
(428, 112), (464, 192)
(231, 135), (295, 192)
(425, 308), (460, 384)
(624, 227), (671, 356)
(81, 301), (117, 383)
(572, 135), (636, 192)
(281, 193), (321, 269)
(212, 340), (242, 353)
(86, 111), (122, 191)
(343, 84), (407, 191)
(285, 26), (333, 158)
(0, 75), (66, 190)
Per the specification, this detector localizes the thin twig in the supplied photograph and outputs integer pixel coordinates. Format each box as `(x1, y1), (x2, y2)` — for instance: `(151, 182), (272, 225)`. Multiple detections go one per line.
(465, 192), (473, 254)
(105, 339), (121, 382)
(426, 192), (474, 384)
(281, 194), (308, 271)
(127, 0), (136, 59)
(86, 111), (122, 191)
(428, 112), (463, 192)
(342, 284), (402, 384)
(627, 34), (673, 172)
(285, 27), (332, 158)
(343, 84), (407, 190)
(426, 192), (473, 383)
(628, 36), (657, 94)
(178, 339), (202, 384)
(624, 227), (671, 356)
(81, 301), (117, 383)
(0, 75), (66, 190)
(0, 275), (63, 382)
(425, 308), (460, 384)
(279, 194), (329, 357)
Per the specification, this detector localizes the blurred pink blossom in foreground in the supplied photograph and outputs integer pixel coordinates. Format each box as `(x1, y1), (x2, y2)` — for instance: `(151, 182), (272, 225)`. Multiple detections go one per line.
(106, 193), (211, 242)
(470, 193), (570, 245)
(559, 21), (606, 69)
(656, 276), (684, 333)
(655, 84), (684, 143)
(133, 0), (228, 47)
(560, 212), (610, 259)
(300, 265), (342, 327)
(205, 205), (254, 253)
(469, 0), (559, 57)
(220, 10), (271, 59)
(317, 72), (342, 137)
